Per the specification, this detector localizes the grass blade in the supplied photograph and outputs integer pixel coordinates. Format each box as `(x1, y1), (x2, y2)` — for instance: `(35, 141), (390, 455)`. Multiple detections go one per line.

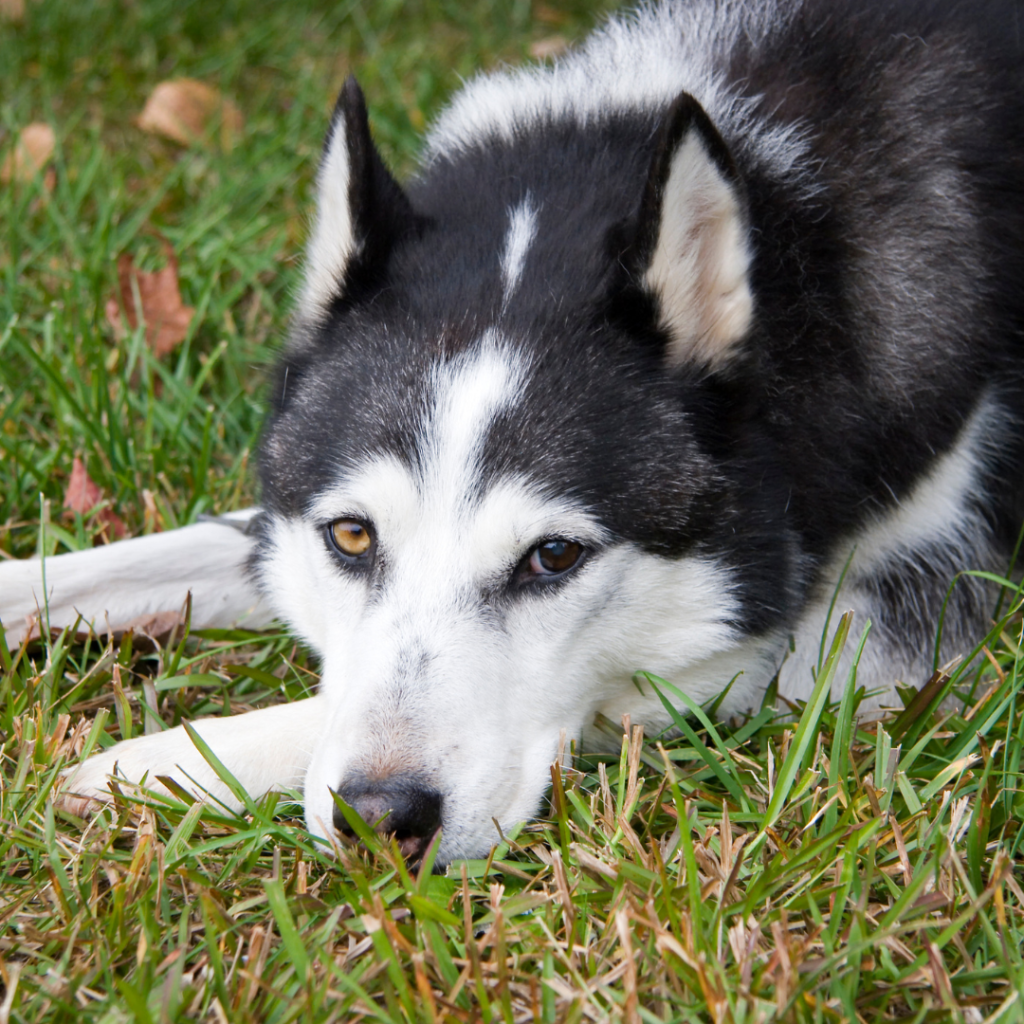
(758, 611), (852, 843)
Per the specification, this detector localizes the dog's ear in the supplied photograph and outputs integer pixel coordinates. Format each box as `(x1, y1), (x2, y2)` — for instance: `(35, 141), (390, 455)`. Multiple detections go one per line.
(631, 92), (753, 370)
(300, 77), (414, 320)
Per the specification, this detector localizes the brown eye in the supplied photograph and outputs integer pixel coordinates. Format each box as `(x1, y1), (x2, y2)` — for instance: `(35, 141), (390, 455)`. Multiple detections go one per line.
(527, 540), (584, 578)
(329, 518), (373, 559)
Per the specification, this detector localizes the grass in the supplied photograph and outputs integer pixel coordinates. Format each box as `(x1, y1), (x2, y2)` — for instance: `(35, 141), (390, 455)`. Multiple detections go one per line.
(1, 1), (1023, 1021)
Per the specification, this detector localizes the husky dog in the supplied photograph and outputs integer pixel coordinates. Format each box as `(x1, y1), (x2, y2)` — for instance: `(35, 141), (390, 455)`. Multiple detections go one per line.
(2, 0), (1022, 863)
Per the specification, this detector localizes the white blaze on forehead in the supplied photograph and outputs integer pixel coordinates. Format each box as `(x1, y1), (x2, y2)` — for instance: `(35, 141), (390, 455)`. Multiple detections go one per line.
(305, 335), (612, 590)
(309, 334), (533, 529)
(421, 332), (528, 507)
(500, 196), (538, 305)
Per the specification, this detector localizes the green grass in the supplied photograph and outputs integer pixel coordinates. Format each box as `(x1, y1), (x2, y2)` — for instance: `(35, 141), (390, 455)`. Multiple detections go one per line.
(1, 2), (1023, 1021)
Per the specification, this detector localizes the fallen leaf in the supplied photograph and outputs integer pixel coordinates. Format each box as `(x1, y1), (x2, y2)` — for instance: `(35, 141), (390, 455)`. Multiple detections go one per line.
(1, 122), (55, 184)
(533, 4), (568, 26)
(63, 456), (127, 539)
(529, 36), (569, 60)
(105, 242), (195, 357)
(63, 456), (103, 514)
(0, 0), (24, 23)
(137, 78), (244, 149)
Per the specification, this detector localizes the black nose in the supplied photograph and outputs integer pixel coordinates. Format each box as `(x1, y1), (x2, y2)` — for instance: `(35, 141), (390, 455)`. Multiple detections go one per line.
(333, 776), (442, 862)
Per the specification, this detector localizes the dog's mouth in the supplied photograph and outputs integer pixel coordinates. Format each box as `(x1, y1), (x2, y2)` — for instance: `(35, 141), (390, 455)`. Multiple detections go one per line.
(393, 829), (440, 865)
(339, 821), (441, 867)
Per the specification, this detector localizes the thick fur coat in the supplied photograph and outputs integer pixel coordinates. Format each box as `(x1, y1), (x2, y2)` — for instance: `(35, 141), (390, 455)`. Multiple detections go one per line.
(2, 0), (1022, 861)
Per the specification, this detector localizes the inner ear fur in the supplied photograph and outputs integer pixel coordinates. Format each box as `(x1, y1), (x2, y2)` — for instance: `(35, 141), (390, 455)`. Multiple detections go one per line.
(634, 92), (753, 370)
(300, 77), (413, 321)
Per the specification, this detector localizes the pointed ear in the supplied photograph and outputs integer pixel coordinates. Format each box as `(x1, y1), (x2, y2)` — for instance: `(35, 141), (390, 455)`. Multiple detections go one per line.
(300, 76), (414, 320)
(632, 93), (753, 370)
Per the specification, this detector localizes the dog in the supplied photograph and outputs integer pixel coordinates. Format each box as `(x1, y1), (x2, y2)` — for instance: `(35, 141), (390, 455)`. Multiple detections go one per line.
(2, 0), (1022, 864)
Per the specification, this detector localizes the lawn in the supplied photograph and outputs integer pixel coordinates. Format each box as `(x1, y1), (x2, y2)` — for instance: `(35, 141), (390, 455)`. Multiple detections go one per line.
(1, 1), (1023, 1021)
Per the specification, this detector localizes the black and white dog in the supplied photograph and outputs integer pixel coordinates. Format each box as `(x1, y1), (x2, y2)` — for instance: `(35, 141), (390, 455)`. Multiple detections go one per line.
(2, 0), (1022, 862)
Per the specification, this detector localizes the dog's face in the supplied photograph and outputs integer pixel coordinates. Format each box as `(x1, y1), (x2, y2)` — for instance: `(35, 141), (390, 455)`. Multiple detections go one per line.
(253, 82), (788, 861)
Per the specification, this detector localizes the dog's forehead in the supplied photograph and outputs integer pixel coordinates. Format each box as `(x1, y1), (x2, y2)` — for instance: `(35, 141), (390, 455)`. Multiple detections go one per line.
(261, 315), (717, 553)
(304, 336), (543, 515)
(416, 332), (526, 498)
(305, 337), (602, 546)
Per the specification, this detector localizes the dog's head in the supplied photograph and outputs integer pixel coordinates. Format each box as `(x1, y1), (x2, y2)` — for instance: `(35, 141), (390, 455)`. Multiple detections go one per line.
(254, 80), (789, 862)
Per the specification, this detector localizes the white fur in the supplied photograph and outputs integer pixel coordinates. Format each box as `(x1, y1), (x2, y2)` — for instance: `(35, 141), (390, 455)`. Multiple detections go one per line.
(645, 131), (753, 367)
(500, 196), (539, 305)
(779, 397), (1004, 708)
(425, 0), (813, 189)
(300, 119), (359, 320)
(294, 515), (747, 858)
(61, 695), (325, 813)
(0, 510), (271, 646)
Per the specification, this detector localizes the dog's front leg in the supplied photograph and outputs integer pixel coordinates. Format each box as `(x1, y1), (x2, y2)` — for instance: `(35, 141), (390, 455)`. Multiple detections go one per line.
(60, 695), (327, 815)
(0, 509), (273, 646)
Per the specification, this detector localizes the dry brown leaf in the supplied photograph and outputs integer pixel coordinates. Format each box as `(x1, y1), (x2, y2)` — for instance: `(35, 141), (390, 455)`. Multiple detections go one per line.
(529, 36), (569, 60)
(1, 122), (55, 184)
(0, 0), (24, 22)
(533, 4), (568, 26)
(137, 78), (244, 149)
(63, 456), (127, 539)
(105, 243), (195, 357)
(64, 456), (104, 514)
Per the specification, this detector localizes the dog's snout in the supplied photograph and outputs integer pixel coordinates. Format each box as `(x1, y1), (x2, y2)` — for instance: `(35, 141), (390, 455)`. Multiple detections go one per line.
(334, 776), (442, 861)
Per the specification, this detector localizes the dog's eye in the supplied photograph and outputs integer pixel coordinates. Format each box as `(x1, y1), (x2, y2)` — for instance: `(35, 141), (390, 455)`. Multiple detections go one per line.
(526, 540), (584, 578)
(328, 518), (373, 560)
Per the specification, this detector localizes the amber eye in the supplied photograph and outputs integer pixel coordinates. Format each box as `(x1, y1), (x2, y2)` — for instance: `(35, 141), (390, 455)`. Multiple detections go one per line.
(527, 539), (584, 578)
(328, 518), (373, 559)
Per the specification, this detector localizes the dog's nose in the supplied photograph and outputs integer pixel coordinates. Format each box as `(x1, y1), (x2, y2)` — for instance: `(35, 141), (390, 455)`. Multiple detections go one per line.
(333, 776), (442, 861)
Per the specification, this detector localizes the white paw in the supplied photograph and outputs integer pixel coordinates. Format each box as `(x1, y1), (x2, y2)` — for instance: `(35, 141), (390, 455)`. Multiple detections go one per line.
(58, 726), (240, 814)
(55, 699), (324, 817)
